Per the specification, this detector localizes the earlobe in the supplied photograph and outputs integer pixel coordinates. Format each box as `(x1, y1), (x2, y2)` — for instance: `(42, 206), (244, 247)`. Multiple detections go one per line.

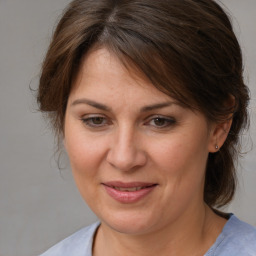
(208, 118), (233, 153)
(208, 95), (235, 153)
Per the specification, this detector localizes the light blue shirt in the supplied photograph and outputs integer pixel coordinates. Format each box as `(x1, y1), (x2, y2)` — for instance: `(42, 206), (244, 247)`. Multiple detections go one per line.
(40, 215), (256, 255)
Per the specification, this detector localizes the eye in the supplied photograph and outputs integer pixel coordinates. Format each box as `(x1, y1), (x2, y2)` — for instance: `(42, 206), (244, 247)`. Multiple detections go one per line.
(81, 115), (109, 128)
(145, 116), (176, 128)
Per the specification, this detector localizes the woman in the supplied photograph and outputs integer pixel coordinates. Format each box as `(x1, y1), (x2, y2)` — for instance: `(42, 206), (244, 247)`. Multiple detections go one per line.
(38, 0), (256, 255)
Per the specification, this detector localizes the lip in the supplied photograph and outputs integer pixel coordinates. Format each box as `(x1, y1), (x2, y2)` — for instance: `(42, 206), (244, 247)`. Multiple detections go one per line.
(102, 181), (157, 204)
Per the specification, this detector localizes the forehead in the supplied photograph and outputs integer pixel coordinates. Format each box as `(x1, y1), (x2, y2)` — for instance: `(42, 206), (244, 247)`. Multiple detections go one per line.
(70, 47), (174, 104)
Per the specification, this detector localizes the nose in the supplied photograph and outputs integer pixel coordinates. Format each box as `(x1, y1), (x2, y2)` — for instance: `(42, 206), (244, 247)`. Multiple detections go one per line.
(106, 126), (147, 171)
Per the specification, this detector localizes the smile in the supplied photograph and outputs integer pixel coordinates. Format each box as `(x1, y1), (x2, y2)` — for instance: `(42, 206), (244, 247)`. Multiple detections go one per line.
(102, 182), (157, 203)
(112, 186), (149, 192)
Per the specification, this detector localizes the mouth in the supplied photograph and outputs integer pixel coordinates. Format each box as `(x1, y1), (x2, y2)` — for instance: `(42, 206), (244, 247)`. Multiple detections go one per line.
(111, 186), (154, 192)
(103, 181), (157, 190)
(102, 181), (158, 203)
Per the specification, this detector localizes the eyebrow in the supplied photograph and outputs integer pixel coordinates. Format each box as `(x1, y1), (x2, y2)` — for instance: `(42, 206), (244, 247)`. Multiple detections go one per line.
(71, 98), (175, 112)
(140, 102), (174, 112)
(71, 98), (111, 111)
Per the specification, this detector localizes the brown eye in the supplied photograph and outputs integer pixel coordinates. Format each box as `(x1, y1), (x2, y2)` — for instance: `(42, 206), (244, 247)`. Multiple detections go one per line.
(81, 115), (108, 128)
(146, 116), (176, 129)
(153, 118), (167, 127)
(91, 117), (104, 125)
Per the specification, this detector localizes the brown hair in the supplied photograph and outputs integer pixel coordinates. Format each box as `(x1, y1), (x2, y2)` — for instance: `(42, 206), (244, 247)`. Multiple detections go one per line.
(38, 0), (249, 208)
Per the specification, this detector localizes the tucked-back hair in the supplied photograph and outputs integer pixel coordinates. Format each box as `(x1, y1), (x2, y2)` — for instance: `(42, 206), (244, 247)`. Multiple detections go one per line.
(38, 0), (249, 208)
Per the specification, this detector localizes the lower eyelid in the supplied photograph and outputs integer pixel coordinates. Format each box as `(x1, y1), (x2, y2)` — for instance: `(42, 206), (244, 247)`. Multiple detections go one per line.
(81, 117), (104, 125)
(80, 114), (115, 129)
(151, 116), (175, 122)
(80, 114), (175, 128)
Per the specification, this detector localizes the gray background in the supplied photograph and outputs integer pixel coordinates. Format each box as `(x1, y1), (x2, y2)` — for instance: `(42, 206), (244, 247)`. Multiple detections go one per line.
(0, 1), (255, 256)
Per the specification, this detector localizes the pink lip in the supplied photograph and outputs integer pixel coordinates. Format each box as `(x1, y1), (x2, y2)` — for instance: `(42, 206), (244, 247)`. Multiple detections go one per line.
(102, 181), (157, 204)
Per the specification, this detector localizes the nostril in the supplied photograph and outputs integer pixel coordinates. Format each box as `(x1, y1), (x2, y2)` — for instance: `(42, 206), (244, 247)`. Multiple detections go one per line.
(106, 131), (147, 171)
(106, 147), (147, 171)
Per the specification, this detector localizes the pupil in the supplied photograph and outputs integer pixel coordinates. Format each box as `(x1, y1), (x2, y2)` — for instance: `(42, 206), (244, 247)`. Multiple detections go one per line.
(93, 117), (103, 124)
(154, 118), (165, 126)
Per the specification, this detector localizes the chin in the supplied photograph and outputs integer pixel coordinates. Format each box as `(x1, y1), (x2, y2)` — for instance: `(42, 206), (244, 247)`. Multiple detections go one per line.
(99, 210), (158, 235)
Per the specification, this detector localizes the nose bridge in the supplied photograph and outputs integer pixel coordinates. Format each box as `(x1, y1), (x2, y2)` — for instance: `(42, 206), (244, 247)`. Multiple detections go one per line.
(107, 123), (146, 171)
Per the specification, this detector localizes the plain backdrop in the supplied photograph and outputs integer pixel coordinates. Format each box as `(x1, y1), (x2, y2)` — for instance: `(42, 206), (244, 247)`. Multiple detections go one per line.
(0, 1), (255, 255)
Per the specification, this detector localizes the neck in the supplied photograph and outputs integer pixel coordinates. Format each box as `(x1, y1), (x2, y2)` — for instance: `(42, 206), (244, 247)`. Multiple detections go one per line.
(93, 205), (227, 256)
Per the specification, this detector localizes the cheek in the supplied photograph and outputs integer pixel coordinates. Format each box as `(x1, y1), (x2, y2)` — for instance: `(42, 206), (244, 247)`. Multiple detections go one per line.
(64, 132), (106, 204)
(66, 137), (103, 175)
(151, 132), (208, 167)
(149, 131), (209, 189)
(151, 134), (209, 210)
(64, 120), (105, 179)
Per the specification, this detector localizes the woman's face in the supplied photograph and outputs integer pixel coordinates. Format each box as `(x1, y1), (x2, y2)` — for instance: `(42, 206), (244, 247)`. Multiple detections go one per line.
(64, 48), (217, 235)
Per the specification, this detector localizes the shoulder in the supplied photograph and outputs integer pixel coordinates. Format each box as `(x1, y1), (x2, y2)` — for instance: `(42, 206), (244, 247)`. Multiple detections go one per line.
(40, 222), (100, 256)
(207, 215), (256, 256)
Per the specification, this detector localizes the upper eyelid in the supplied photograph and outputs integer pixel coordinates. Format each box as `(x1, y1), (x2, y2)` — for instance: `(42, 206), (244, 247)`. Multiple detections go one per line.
(80, 113), (107, 119)
(144, 115), (176, 126)
(81, 114), (108, 121)
(80, 116), (110, 128)
(80, 113), (175, 121)
(79, 113), (176, 123)
(144, 114), (175, 120)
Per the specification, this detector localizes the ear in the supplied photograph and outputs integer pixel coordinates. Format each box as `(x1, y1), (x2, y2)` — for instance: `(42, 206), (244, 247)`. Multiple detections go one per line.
(208, 118), (232, 153)
(208, 95), (235, 153)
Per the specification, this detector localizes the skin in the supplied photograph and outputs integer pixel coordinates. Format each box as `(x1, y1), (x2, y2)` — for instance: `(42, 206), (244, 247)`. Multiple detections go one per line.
(64, 47), (231, 256)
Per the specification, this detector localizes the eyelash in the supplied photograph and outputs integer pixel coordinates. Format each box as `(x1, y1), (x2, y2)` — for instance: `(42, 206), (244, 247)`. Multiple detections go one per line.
(80, 115), (109, 128)
(145, 115), (176, 128)
(80, 115), (176, 129)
